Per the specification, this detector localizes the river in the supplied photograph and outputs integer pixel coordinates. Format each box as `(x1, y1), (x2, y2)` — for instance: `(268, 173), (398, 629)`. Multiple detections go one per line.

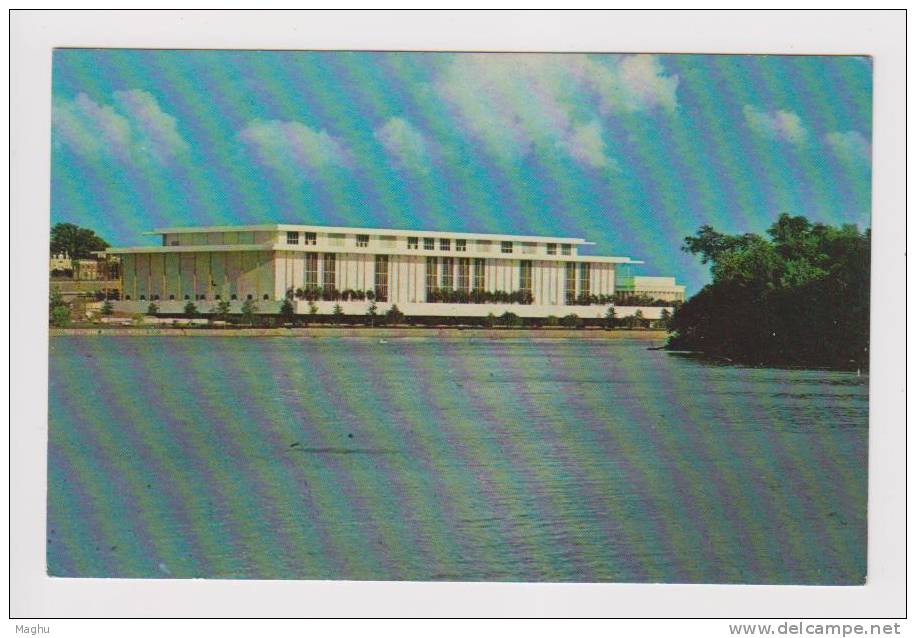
(47, 335), (867, 583)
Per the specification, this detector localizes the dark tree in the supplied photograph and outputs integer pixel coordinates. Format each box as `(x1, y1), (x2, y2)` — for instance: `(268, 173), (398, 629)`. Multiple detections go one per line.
(50, 223), (109, 259)
(669, 214), (870, 369)
(280, 298), (296, 321)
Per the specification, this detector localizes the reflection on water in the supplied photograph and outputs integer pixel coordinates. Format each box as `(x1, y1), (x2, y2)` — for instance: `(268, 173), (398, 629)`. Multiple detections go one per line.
(47, 336), (867, 583)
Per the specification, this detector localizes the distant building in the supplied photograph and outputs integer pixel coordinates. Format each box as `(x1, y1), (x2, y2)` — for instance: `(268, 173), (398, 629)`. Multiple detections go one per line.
(104, 223), (683, 318)
(49, 253), (72, 272)
(73, 259), (100, 280)
(615, 275), (686, 303)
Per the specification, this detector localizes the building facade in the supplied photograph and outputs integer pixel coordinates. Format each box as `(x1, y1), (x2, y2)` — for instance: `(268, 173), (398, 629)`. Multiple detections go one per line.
(50, 253), (73, 272)
(106, 224), (681, 318)
(615, 276), (686, 303)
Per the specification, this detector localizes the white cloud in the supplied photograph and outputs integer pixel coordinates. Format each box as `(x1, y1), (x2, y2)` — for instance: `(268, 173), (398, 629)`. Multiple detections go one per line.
(824, 130), (871, 165)
(432, 53), (678, 168)
(558, 120), (616, 170)
(112, 89), (189, 162)
(52, 91), (188, 164)
(743, 105), (808, 145)
(589, 54), (679, 114)
(374, 117), (431, 174)
(237, 120), (350, 179)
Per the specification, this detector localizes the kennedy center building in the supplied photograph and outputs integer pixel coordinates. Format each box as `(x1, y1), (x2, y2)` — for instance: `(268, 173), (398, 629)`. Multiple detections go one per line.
(107, 224), (682, 318)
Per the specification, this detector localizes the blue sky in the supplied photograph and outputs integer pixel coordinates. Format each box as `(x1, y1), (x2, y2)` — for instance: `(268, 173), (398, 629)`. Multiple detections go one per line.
(51, 50), (872, 293)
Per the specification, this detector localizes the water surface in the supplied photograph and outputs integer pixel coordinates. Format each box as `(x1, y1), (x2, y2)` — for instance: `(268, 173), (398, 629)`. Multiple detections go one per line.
(47, 335), (867, 583)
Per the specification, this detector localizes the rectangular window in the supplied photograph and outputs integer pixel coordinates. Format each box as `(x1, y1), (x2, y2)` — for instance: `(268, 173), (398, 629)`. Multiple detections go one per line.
(579, 263), (591, 299)
(440, 238), (451, 251)
(455, 239), (467, 252)
(561, 244), (572, 256)
(286, 231), (299, 245)
(457, 258), (470, 291)
(407, 236), (419, 250)
(546, 243), (557, 255)
(473, 258), (485, 292)
(304, 232), (317, 246)
(441, 257), (454, 289)
(425, 257), (438, 299)
(565, 262), (577, 305)
(323, 253), (336, 290)
(423, 237), (435, 251)
(305, 253), (318, 286)
(519, 260), (532, 293)
(374, 255), (389, 302)
(356, 234), (369, 248)
(501, 241), (513, 254)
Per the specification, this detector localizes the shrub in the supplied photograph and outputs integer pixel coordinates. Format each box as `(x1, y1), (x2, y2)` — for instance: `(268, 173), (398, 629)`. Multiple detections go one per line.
(385, 304), (405, 325)
(604, 306), (617, 329)
(101, 299), (114, 316)
(240, 298), (258, 325)
(147, 302), (160, 316)
(280, 298), (296, 320)
(561, 313), (582, 328)
(50, 305), (70, 327)
(546, 315), (560, 327)
(484, 312), (497, 328)
(211, 299), (231, 321)
(183, 300), (199, 318)
(500, 311), (522, 328)
(308, 300), (319, 315)
(366, 300), (378, 326)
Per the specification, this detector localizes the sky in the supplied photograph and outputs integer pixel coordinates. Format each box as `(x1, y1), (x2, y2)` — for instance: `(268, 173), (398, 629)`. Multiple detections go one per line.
(51, 50), (872, 294)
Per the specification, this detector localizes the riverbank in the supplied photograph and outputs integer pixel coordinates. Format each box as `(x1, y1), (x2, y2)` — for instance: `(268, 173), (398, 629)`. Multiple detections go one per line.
(50, 326), (669, 340)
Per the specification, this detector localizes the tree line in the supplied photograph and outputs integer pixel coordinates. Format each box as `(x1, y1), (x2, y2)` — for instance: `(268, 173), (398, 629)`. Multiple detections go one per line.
(667, 214), (870, 369)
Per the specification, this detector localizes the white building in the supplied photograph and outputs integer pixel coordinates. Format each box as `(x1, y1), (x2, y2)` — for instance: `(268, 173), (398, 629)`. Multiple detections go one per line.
(615, 275), (687, 303)
(105, 223), (682, 319)
(50, 253), (72, 272)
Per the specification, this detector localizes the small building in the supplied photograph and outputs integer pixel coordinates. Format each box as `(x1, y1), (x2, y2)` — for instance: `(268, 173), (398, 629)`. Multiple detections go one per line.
(49, 253), (72, 272)
(73, 259), (100, 281)
(615, 275), (686, 303)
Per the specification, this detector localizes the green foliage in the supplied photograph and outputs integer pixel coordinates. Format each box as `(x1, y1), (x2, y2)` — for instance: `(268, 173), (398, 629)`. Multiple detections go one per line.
(604, 306), (617, 329)
(561, 313), (582, 328)
(146, 302), (160, 316)
(670, 214), (870, 369)
(500, 311), (522, 328)
(546, 315), (560, 327)
(101, 299), (114, 316)
(50, 223), (109, 259)
(49, 291), (70, 327)
(332, 304), (344, 321)
(307, 300), (319, 315)
(366, 300), (378, 326)
(484, 312), (497, 328)
(211, 300), (231, 321)
(241, 298), (258, 325)
(183, 301), (199, 318)
(385, 304), (405, 324)
(280, 298), (296, 320)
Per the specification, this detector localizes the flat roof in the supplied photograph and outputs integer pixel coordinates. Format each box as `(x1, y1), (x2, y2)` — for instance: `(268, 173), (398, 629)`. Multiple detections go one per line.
(145, 223), (591, 245)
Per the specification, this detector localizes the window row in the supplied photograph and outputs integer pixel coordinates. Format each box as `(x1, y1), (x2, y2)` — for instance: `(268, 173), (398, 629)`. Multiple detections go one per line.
(286, 231), (317, 246)
(284, 232), (574, 256)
